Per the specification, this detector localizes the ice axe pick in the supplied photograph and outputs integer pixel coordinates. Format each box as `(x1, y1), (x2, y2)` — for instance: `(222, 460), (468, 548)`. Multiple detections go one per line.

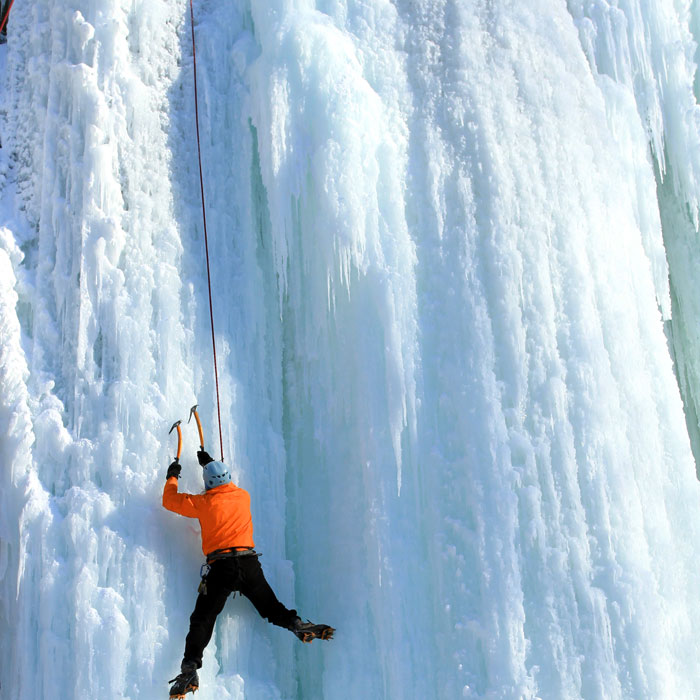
(189, 404), (205, 451)
(169, 420), (182, 463)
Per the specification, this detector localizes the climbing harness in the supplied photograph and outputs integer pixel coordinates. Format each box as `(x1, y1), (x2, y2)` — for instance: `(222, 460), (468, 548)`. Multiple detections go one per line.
(206, 547), (259, 564)
(188, 0), (224, 462)
(198, 563), (210, 595)
(197, 549), (260, 596)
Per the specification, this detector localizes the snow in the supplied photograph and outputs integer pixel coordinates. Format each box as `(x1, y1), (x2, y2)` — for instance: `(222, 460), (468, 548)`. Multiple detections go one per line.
(2, 1), (700, 698)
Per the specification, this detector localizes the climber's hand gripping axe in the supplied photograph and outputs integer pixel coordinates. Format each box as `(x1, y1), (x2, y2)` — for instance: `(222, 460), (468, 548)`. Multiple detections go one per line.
(189, 404), (205, 452)
(169, 420), (183, 463)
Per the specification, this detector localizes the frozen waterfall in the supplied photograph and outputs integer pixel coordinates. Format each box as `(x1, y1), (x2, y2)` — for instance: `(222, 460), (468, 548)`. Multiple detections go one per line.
(3, 1), (700, 698)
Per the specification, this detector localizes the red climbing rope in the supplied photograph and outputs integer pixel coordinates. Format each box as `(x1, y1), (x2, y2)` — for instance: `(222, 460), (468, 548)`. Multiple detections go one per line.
(189, 0), (224, 462)
(0, 0), (15, 36)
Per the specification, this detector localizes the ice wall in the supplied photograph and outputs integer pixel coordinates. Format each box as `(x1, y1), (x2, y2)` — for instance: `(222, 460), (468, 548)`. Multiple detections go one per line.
(569, 0), (700, 477)
(3, 1), (700, 699)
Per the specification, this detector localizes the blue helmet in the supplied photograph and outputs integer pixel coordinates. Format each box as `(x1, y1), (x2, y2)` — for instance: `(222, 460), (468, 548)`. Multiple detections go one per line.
(202, 460), (232, 491)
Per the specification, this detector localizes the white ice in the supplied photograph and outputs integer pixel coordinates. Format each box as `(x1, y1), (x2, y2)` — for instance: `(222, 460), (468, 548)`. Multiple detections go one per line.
(3, 1), (700, 698)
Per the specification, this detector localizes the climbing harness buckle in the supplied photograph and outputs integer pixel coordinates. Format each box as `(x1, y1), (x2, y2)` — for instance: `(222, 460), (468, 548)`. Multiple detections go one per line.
(198, 563), (210, 595)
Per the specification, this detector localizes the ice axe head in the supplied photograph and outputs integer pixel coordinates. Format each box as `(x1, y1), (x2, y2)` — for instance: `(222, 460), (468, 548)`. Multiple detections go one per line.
(169, 420), (182, 462)
(188, 404), (205, 451)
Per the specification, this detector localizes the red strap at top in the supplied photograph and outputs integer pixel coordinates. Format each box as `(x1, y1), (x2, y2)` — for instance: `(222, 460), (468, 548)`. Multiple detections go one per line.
(0, 0), (15, 35)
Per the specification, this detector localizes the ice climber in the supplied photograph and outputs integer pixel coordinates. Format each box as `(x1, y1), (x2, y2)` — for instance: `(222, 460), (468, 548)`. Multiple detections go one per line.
(163, 449), (334, 698)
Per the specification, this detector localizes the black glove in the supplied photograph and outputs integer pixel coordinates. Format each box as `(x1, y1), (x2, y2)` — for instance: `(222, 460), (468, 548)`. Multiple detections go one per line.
(197, 450), (214, 466)
(166, 460), (181, 480)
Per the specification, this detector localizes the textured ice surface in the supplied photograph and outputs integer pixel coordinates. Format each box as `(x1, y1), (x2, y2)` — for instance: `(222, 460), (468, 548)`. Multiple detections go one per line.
(3, 1), (700, 698)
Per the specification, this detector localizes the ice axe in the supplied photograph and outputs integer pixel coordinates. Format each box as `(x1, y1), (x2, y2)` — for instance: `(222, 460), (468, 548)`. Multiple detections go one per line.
(169, 420), (182, 463)
(189, 404), (205, 452)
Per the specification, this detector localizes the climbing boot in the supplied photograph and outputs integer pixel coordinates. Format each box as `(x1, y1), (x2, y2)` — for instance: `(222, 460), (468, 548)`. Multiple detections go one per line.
(291, 617), (335, 643)
(169, 661), (199, 698)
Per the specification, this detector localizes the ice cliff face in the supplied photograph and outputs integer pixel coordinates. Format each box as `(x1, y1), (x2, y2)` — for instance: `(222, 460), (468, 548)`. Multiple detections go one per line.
(3, 1), (700, 698)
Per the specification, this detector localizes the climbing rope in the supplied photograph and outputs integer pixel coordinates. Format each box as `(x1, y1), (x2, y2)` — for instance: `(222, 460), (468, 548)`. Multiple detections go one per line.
(189, 0), (224, 462)
(0, 0), (15, 36)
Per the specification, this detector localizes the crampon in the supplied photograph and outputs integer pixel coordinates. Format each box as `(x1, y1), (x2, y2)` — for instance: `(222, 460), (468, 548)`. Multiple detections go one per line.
(168, 666), (199, 698)
(292, 620), (335, 643)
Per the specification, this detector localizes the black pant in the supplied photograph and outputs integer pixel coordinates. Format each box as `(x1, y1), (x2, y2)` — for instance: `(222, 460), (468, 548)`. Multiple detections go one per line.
(183, 555), (297, 668)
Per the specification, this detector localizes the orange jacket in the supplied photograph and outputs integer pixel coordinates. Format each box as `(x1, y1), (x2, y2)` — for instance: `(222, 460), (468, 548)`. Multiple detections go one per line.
(162, 477), (255, 556)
